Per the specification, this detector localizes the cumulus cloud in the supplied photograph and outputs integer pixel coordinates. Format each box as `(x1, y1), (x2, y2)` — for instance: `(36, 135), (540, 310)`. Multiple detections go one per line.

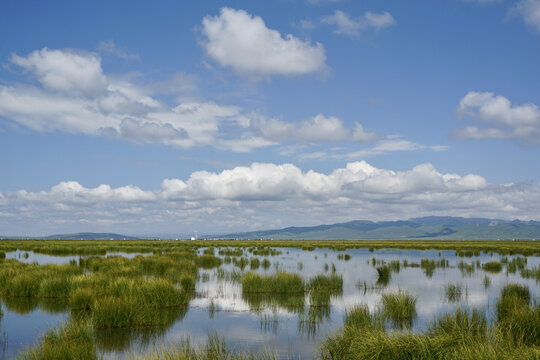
(11, 48), (107, 97)
(200, 7), (326, 77)
(250, 114), (378, 143)
(322, 10), (396, 37)
(0, 47), (271, 151)
(453, 91), (540, 145)
(513, 0), (540, 32)
(1, 47), (389, 152)
(3, 160), (539, 236)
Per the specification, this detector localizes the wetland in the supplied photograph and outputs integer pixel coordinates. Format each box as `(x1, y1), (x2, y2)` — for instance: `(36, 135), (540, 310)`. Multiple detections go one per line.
(0, 240), (538, 359)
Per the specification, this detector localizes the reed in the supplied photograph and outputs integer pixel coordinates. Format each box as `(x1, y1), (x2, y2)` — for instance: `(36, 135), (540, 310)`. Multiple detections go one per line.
(307, 274), (343, 292)
(444, 283), (463, 303)
(250, 257), (260, 270)
(17, 321), (96, 360)
(195, 255), (222, 269)
(381, 291), (417, 329)
(241, 272), (304, 293)
(376, 265), (391, 286)
(482, 261), (502, 273)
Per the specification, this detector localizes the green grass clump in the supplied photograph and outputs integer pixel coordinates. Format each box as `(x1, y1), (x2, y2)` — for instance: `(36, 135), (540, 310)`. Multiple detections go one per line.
(482, 261), (502, 273)
(202, 247), (215, 255)
(320, 302), (540, 360)
(375, 265), (391, 286)
(233, 257), (249, 270)
(307, 274), (343, 292)
(250, 257), (260, 270)
(242, 272), (304, 293)
(428, 308), (487, 341)
(344, 305), (384, 331)
(195, 255), (222, 269)
(381, 291), (417, 329)
(497, 283), (531, 322)
(17, 321), (96, 360)
(38, 277), (72, 298)
(500, 283), (530, 303)
(261, 258), (271, 270)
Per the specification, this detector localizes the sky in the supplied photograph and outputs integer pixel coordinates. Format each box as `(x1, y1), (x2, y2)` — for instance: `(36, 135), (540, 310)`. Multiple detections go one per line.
(1, 0), (540, 236)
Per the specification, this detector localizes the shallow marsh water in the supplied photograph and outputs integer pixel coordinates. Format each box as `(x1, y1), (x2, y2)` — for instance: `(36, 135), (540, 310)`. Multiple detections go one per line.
(1, 247), (539, 359)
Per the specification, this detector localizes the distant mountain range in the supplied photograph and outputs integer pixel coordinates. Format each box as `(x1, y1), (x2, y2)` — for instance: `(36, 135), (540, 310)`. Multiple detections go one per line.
(208, 216), (540, 240)
(2, 217), (540, 240)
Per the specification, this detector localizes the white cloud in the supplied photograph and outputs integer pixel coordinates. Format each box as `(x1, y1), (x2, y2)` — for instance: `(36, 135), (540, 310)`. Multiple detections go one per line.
(454, 91), (540, 145)
(514, 0), (540, 32)
(11, 48), (107, 97)
(96, 40), (139, 60)
(3, 160), (540, 235)
(0, 48), (271, 152)
(250, 114), (378, 143)
(322, 10), (395, 37)
(200, 7), (326, 77)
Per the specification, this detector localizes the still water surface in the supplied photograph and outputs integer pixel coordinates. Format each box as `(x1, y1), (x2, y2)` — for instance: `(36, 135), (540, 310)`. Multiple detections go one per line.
(1, 248), (538, 359)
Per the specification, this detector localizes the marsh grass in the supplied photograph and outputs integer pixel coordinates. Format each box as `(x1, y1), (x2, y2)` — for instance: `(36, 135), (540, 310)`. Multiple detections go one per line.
(444, 283), (463, 303)
(483, 275), (491, 289)
(381, 291), (417, 329)
(233, 257), (249, 270)
(482, 261), (502, 273)
(321, 302), (540, 360)
(376, 265), (391, 287)
(241, 272), (304, 294)
(307, 274), (343, 292)
(458, 261), (476, 276)
(344, 305), (384, 331)
(131, 333), (277, 360)
(195, 255), (222, 269)
(250, 258), (260, 270)
(17, 321), (96, 360)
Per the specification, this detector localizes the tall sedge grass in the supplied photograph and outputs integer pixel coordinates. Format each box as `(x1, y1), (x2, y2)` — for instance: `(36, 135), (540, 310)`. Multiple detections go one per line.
(320, 286), (540, 360)
(381, 291), (417, 329)
(376, 265), (391, 286)
(482, 261), (502, 273)
(307, 274), (343, 292)
(17, 321), (96, 360)
(241, 272), (304, 293)
(444, 283), (463, 303)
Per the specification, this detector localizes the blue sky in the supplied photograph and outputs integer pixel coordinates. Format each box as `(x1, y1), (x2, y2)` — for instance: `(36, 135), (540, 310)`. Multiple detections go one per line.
(1, 0), (540, 236)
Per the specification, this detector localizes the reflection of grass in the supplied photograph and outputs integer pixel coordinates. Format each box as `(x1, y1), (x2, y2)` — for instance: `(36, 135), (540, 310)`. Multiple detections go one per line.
(381, 291), (417, 329)
(444, 283), (463, 303)
(307, 274), (343, 292)
(131, 333), (277, 360)
(250, 257), (260, 270)
(17, 321), (96, 360)
(458, 260), (476, 276)
(242, 292), (305, 313)
(375, 265), (391, 287)
(321, 290), (540, 360)
(261, 258), (271, 270)
(195, 254), (222, 269)
(242, 272), (304, 293)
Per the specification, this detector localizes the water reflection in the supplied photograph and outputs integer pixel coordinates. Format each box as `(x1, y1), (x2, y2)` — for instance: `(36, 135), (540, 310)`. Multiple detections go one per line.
(0, 247), (539, 359)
